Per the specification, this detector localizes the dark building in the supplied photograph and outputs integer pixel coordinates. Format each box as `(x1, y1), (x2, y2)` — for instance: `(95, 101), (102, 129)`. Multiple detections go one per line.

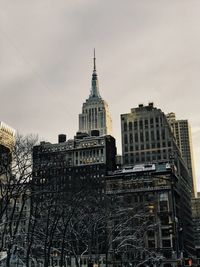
(105, 162), (194, 267)
(166, 113), (196, 198)
(33, 132), (116, 190)
(121, 103), (180, 166)
(120, 104), (195, 263)
(192, 194), (200, 266)
(31, 132), (116, 265)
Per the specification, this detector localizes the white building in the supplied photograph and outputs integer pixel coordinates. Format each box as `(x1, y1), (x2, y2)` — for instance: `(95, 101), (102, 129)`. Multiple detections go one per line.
(79, 51), (112, 136)
(0, 121), (15, 151)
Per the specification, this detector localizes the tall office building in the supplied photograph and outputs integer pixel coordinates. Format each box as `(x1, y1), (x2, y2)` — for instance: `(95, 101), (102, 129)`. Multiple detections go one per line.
(120, 103), (195, 260)
(31, 133), (116, 265)
(0, 121), (15, 151)
(120, 103), (194, 193)
(192, 195), (200, 265)
(79, 51), (112, 136)
(121, 103), (179, 166)
(166, 112), (196, 197)
(0, 121), (15, 170)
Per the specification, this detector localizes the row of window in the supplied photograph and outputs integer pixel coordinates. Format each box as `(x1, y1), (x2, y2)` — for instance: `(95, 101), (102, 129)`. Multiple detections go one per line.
(124, 152), (170, 164)
(75, 157), (105, 165)
(148, 239), (172, 248)
(123, 117), (164, 132)
(77, 139), (105, 148)
(124, 142), (172, 151)
(76, 148), (104, 157)
(82, 107), (104, 114)
(124, 130), (167, 144)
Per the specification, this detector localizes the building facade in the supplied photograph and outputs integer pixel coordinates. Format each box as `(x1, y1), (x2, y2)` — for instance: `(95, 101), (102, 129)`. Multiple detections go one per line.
(166, 113), (196, 197)
(0, 122), (15, 169)
(31, 132), (117, 266)
(120, 104), (195, 263)
(121, 103), (180, 166)
(106, 162), (194, 267)
(0, 122), (15, 152)
(78, 52), (112, 136)
(192, 195), (200, 266)
(33, 132), (116, 187)
(120, 103), (194, 199)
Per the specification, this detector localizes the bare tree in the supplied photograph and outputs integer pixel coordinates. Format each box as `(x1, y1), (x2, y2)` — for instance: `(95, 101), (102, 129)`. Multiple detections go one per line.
(0, 134), (38, 267)
(67, 192), (163, 267)
(1, 135), (164, 267)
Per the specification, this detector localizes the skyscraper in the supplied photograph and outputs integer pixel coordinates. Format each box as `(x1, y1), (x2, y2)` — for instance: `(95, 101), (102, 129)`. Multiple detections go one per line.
(166, 112), (197, 197)
(0, 121), (15, 152)
(0, 121), (15, 168)
(79, 51), (112, 136)
(32, 133), (116, 264)
(120, 103), (195, 259)
(121, 103), (179, 166)
(192, 195), (200, 265)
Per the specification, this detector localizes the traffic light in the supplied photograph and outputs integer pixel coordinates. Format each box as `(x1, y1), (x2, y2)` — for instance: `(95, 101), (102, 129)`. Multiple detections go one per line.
(169, 222), (174, 235)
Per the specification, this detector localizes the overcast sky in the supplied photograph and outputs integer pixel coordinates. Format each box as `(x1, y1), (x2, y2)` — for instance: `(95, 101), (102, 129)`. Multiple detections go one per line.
(0, 0), (200, 190)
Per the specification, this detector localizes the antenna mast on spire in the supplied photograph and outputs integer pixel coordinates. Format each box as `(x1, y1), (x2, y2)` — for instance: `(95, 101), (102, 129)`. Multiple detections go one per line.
(93, 48), (96, 71)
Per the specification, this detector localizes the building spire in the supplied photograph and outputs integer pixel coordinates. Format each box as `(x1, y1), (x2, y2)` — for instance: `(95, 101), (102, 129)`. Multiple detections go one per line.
(93, 48), (96, 71)
(90, 49), (101, 98)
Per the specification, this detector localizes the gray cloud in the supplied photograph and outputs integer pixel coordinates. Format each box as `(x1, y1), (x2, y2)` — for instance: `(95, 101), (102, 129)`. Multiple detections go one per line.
(1, 0), (200, 189)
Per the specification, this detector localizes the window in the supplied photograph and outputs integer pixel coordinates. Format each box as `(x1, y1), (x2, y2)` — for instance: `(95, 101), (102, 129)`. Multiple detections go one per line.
(129, 122), (132, 131)
(125, 196), (132, 204)
(145, 131), (149, 141)
(148, 230), (155, 237)
(135, 133), (138, 142)
(162, 129), (166, 139)
(135, 154), (139, 162)
(162, 239), (171, 248)
(151, 131), (155, 141)
(157, 130), (160, 140)
(124, 122), (127, 131)
(124, 134), (128, 144)
(130, 133), (133, 143)
(134, 121), (138, 129)
(148, 240), (155, 248)
(162, 229), (170, 237)
(140, 132), (144, 142)
(160, 200), (168, 212)
(160, 215), (169, 225)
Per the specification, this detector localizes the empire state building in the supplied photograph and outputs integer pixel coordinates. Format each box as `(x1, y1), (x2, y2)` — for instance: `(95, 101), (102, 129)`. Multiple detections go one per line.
(78, 52), (112, 136)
